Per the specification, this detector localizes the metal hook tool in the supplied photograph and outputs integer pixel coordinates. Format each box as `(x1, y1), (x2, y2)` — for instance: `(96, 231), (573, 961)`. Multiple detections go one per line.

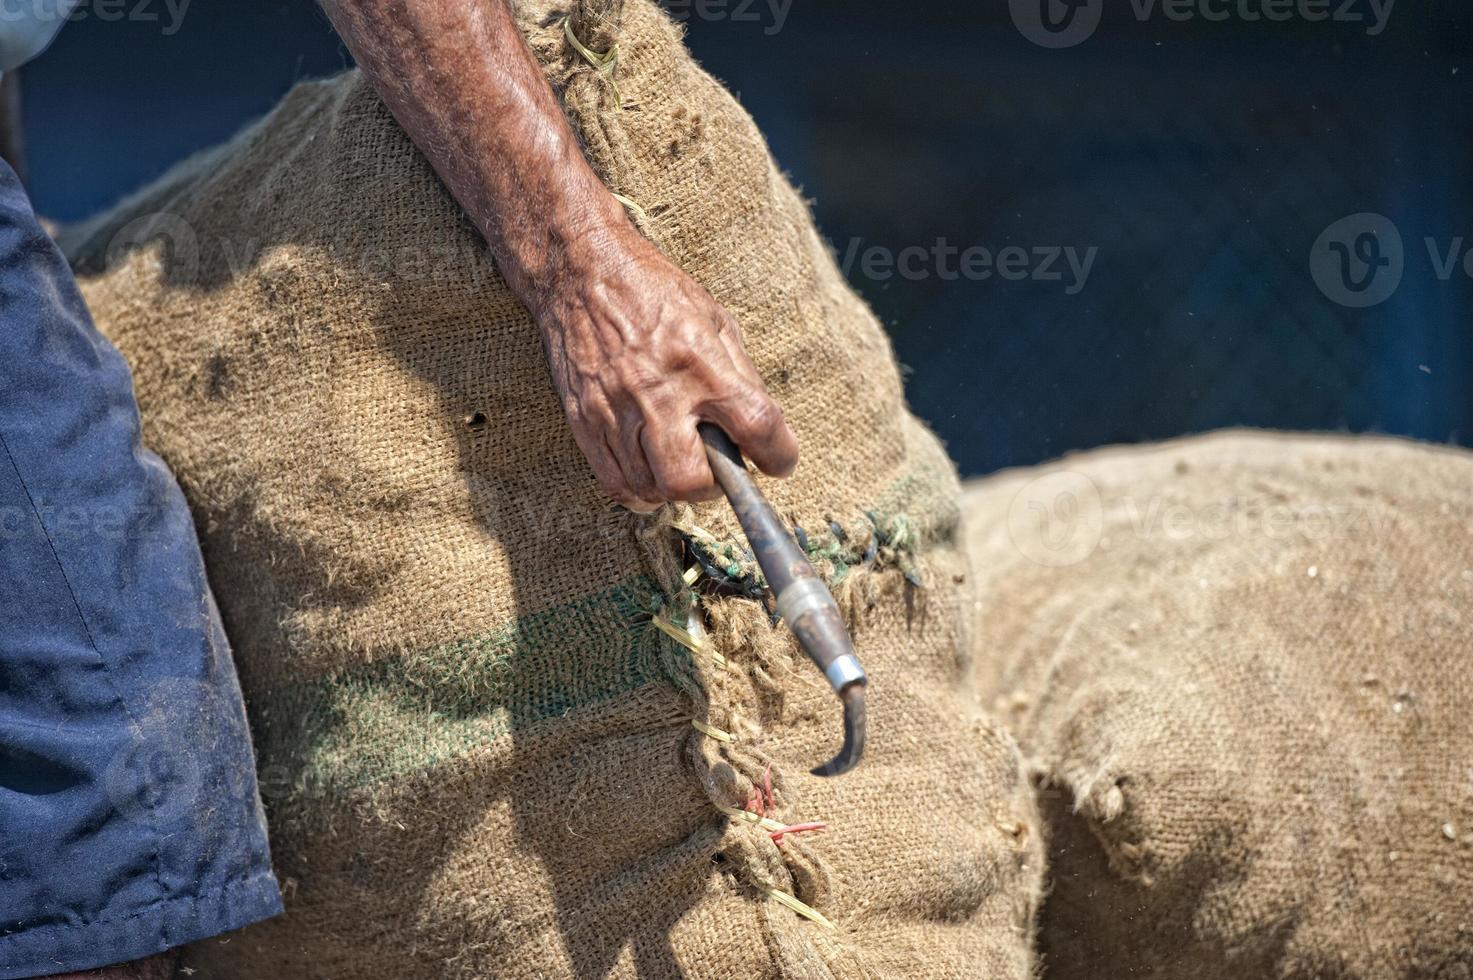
(698, 423), (868, 777)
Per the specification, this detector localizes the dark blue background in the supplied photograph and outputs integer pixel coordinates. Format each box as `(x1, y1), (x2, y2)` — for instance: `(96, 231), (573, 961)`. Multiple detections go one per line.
(21, 1), (1473, 475)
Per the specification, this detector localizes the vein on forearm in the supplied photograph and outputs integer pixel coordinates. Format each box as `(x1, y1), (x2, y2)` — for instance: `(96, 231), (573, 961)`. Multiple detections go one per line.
(317, 0), (623, 300)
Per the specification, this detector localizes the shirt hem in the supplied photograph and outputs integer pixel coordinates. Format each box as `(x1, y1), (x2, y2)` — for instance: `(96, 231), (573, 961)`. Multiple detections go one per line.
(0, 868), (284, 979)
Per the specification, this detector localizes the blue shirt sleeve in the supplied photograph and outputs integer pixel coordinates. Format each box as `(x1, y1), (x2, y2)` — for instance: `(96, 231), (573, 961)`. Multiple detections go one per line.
(0, 0), (82, 73)
(0, 149), (283, 978)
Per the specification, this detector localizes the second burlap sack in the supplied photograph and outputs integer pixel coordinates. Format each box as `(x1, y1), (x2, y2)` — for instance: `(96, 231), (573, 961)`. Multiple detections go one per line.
(60, 0), (1042, 976)
(963, 430), (1473, 979)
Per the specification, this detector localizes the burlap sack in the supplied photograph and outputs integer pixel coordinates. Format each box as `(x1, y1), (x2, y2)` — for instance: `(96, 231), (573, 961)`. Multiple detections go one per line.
(60, 1), (1042, 976)
(961, 431), (1473, 979)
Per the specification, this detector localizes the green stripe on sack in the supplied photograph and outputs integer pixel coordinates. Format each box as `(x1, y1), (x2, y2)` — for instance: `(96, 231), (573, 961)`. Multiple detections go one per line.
(249, 576), (668, 800)
(248, 465), (960, 801)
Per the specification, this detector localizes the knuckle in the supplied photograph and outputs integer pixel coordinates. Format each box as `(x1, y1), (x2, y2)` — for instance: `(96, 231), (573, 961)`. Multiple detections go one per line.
(662, 342), (698, 375)
(733, 393), (783, 435)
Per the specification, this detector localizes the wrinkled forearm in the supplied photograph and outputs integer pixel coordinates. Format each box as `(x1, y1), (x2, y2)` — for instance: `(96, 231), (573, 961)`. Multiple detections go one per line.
(317, 0), (629, 309)
(317, 0), (799, 506)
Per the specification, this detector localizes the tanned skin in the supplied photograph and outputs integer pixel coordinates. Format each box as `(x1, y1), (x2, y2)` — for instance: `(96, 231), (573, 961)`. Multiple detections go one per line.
(318, 0), (800, 512)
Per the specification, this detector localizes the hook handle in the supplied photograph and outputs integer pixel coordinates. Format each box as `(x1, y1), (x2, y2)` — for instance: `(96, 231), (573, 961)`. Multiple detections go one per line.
(698, 424), (867, 776)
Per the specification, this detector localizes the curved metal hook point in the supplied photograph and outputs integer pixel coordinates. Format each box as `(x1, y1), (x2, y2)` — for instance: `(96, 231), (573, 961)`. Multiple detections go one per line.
(811, 683), (867, 777)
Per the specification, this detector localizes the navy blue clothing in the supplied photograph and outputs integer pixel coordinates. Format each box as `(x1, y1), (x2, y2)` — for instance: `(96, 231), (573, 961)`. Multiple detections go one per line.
(0, 161), (281, 978)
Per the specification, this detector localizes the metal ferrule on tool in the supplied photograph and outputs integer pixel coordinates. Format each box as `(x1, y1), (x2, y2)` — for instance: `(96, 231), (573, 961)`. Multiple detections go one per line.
(699, 424), (869, 777)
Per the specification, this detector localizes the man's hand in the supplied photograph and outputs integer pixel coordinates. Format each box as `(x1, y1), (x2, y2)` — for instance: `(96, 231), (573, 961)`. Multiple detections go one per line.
(532, 223), (796, 510)
(318, 0), (798, 509)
